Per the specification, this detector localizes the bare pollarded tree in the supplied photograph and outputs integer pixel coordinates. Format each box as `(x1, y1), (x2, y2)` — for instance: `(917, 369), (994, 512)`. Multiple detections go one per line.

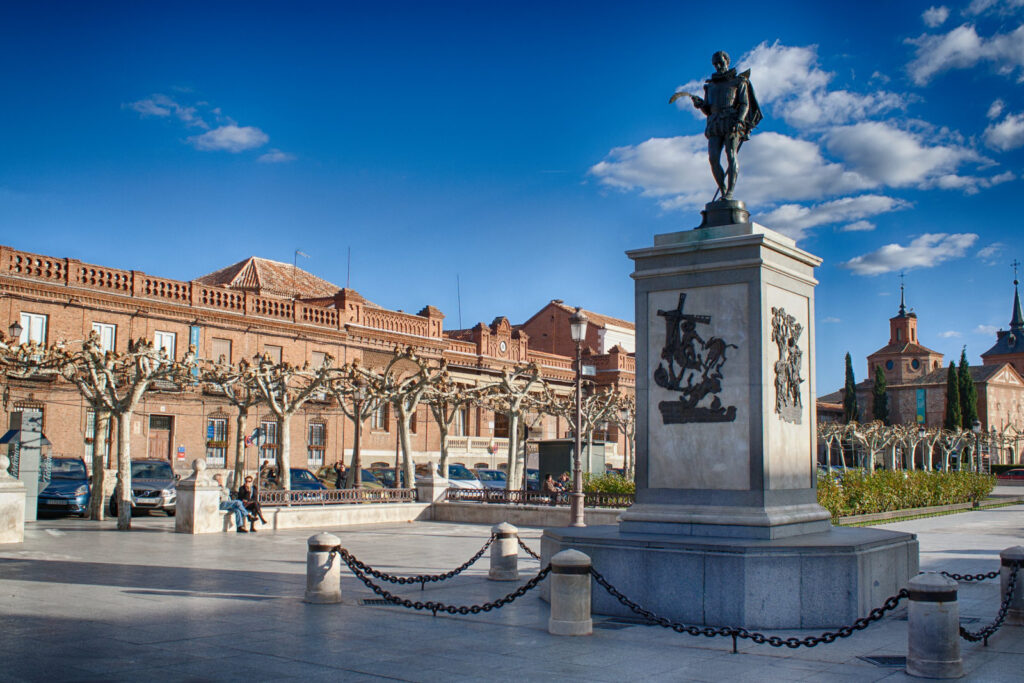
(251, 353), (333, 490)
(424, 374), (487, 478)
(610, 393), (637, 478)
(200, 357), (263, 492)
(482, 363), (548, 490)
(57, 332), (196, 530)
(327, 360), (381, 488)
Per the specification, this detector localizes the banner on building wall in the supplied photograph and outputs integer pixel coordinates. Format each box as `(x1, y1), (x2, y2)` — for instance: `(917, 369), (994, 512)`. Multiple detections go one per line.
(916, 389), (926, 424)
(189, 326), (201, 380)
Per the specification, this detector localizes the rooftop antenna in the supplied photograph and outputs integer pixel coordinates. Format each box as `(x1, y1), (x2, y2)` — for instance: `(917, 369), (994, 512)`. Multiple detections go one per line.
(1013, 259), (1020, 283)
(457, 274), (463, 329)
(346, 247), (351, 289)
(293, 249), (309, 299)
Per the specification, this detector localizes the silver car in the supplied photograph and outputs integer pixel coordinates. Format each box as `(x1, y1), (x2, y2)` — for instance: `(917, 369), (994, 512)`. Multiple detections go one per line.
(109, 459), (178, 516)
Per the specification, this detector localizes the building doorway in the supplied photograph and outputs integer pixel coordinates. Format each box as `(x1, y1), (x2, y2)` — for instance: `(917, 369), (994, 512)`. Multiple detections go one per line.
(148, 415), (173, 461)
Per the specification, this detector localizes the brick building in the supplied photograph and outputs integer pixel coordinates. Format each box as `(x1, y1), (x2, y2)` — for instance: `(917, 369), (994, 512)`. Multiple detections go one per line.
(1, 244), (634, 478)
(818, 283), (1024, 465)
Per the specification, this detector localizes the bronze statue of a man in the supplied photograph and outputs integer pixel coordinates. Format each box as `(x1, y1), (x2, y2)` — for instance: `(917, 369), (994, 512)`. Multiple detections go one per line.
(672, 51), (762, 201)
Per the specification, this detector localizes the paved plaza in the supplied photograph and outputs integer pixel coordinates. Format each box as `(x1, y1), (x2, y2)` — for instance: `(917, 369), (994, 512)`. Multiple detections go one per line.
(1, 497), (1023, 682)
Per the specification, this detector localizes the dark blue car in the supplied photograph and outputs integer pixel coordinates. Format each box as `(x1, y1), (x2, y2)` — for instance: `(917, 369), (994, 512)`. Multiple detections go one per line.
(37, 457), (90, 517)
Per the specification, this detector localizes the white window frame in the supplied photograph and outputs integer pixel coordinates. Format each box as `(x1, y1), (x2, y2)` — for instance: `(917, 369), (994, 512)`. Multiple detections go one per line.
(206, 418), (228, 467)
(307, 422), (326, 467)
(260, 420), (279, 465)
(371, 404), (389, 431)
(91, 322), (116, 353)
(211, 337), (232, 364)
(154, 330), (176, 360)
(19, 312), (47, 345)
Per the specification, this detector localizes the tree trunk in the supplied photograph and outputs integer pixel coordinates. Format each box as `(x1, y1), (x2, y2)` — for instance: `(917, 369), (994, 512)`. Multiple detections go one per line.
(277, 414), (291, 490)
(505, 411), (520, 490)
(398, 408), (414, 490)
(89, 410), (109, 521)
(116, 411), (133, 531)
(437, 422), (450, 479)
(232, 409), (248, 493)
(345, 413), (361, 489)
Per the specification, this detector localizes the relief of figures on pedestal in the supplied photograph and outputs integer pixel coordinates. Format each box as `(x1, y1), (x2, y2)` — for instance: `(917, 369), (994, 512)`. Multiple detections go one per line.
(771, 306), (804, 424)
(654, 293), (738, 424)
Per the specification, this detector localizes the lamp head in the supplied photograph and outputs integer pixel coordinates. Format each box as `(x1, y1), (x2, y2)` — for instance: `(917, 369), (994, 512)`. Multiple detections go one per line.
(569, 307), (589, 344)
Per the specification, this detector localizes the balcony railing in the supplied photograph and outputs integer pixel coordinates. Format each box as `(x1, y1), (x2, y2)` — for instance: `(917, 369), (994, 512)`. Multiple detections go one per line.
(444, 488), (634, 508)
(258, 487), (416, 506)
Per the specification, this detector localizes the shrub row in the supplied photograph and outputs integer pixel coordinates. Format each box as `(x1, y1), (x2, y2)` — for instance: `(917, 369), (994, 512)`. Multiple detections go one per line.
(583, 472), (636, 494)
(816, 469), (996, 522)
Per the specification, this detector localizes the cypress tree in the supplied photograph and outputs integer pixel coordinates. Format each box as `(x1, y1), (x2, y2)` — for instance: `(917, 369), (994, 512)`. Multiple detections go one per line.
(843, 352), (860, 423)
(872, 365), (889, 424)
(959, 348), (979, 430)
(944, 361), (961, 430)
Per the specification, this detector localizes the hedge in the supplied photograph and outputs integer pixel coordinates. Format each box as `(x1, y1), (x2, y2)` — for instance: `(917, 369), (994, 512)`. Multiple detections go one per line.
(816, 470), (995, 522)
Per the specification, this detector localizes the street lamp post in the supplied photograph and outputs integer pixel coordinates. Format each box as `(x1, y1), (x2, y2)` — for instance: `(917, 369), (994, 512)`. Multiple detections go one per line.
(353, 379), (367, 489)
(569, 307), (589, 528)
(971, 419), (982, 474)
(917, 424), (926, 470)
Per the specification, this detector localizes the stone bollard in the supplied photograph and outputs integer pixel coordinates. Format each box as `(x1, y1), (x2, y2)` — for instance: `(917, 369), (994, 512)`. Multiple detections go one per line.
(304, 532), (342, 604)
(548, 549), (592, 636)
(906, 573), (963, 679)
(1001, 545), (1024, 626)
(0, 454), (26, 544)
(488, 522), (519, 581)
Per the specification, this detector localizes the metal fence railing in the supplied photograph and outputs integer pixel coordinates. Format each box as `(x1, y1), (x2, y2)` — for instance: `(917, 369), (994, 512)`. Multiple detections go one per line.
(444, 488), (634, 508)
(259, 487), (416, 506)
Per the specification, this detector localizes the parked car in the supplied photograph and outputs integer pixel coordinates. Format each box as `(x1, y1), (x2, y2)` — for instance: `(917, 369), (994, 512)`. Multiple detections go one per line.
(313, 465), (384, 489)
(474, 468), (508, 491)
(290, 467), (329, 490)
(525, 468), (540, 491)
(996, 468), (1024, 481)
(37, 457), (90, 517)
(110, 459), (178, 516)
(445, 464), (485, 490)
(370, 468), (410, 488)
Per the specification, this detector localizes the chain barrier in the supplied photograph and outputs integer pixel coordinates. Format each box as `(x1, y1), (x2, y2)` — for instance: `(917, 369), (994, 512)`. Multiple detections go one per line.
(959, 565), (1019, 646)
(938, 570), (1001, 582)
(518, 537), (541, 561)
(327, 535), (494, 591)
(331, 545), (551, 617)
(589, 566), (909, 652)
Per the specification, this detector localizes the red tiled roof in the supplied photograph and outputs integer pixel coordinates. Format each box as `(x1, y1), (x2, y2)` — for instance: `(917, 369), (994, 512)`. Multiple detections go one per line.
(548, 301), (635, 331)
(196, 257), (341, 299)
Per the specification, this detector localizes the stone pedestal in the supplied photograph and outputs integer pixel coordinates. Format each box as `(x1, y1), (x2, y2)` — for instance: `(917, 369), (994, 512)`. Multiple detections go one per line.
(543, 220), (918, 628)
(416, 470), (449, 503)
(0, 455), (26, 544)
(174, 459), (232, 534)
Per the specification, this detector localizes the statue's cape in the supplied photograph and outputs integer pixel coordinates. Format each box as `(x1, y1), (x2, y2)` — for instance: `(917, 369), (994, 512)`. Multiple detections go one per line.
(705, 68), (762, 140)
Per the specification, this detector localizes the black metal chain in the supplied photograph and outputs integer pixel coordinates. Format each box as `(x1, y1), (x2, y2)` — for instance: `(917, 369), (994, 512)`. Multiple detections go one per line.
(335, 545), (551, 617)
(589, 566), (909, 651)
(327, 535), (494, 590)
(518, 537), (541, 561)
(939, 570), (1001, 582)
(960, 565), (1019, 646)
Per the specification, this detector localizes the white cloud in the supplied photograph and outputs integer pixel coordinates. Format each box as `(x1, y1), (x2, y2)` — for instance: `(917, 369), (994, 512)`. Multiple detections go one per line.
(822, 316), (842, 323)
(127, 94), (207, 128)
(987, 99), (1005, 119)
(825, 121), (992, 190)
(258, 149), (296, 163)
(977, 242), (1007, 264)
(984, 111), (1024, 150)
(923, 6), (951, 27)
(840, 220), (876, 232)
(189, 125), (269, 153)
(841, 233), (978, 275)
(965, 0), (1024, 16)
(736, 42), (903, 129)
(906, 24), (1024, 85)
(758, 194), (908, 240)
(975, 324), (1000, 335)
(938, 330), (963, 338)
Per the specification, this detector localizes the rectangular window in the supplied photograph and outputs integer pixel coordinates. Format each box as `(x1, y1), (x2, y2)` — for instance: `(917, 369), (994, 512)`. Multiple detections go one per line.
(307, 422), (326, 467)
(19, 312), (47, 345)
(154, 330), (176, 360)
(85, 410), (112, 467)
(91, 323), (116, 352)
(371, 404), (389, 431)
(453, 406), (468, 437)
(493, 412), (510, 439)
(311, 351), (328, 369)
(264, 345), (282, 364)
(211, 337), (232, 364)
(260, 420), (279, 464)
(206, 418), (228, 467)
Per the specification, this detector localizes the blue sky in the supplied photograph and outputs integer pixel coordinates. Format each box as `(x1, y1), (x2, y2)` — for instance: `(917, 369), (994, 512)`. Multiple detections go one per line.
(2, 1), (1023, 394)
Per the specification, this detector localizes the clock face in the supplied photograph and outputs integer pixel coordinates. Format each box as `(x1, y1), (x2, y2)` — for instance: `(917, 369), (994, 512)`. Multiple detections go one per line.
(499, 341), (507, 353)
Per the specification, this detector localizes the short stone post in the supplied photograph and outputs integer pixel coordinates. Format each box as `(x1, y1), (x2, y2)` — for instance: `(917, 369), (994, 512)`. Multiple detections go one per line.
(304, 532), (342, 604)
(489, 522), (519, 581)
(1001, 545), (1024, 626)
(0, 454), (27, 544)
(174, 459), (231, 534)
(906, 573), (963, 679)
(548, 549), (592, 636)
(416, 468), (449, 504)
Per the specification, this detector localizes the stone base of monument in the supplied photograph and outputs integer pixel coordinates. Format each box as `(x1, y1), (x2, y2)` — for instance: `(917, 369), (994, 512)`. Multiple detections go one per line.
(541, 524), (918, 629)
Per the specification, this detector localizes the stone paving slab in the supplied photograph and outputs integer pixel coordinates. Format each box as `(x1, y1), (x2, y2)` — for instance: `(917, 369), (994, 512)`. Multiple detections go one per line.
(0, 503), (1022, 682)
